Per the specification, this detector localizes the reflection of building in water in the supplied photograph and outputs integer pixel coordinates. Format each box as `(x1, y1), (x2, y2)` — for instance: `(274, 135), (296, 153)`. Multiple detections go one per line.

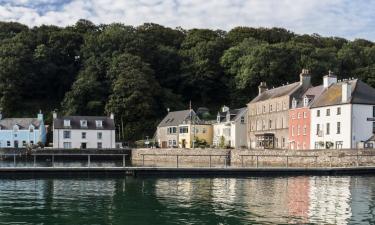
(308, 177), (351, 225)
(287, 177), (310, 223)
(349, 177), (375, 224)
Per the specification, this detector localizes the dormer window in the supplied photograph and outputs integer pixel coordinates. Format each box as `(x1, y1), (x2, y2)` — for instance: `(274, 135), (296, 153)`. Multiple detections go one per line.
(29, 125), (34, 132)
(292, 98), (297, 109)
(13, 125), (19, 132)
(217, 115), (220, 123)
(80, 120), (87, 127)
(96, 120), (103, 128)
(303, 97), (309, 107)
(64, 120), (71, 127)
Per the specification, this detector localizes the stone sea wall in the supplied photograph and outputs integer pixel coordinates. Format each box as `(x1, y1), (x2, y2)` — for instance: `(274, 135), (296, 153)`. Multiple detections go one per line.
(132, 148), (375, 167)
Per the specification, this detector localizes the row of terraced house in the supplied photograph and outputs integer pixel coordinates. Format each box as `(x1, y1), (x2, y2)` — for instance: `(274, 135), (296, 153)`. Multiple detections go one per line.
(156, 69), (375, 150)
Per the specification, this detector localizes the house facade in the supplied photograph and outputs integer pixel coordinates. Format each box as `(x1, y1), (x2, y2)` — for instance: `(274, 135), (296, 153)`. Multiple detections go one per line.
(53, 112), (115, 149)
(0, 112), (47, 148)
(310, 74), (375, 149)
(178, 122), (213, 148)
(213, 106), (247, 148)
(288, 85), (324, 150)
(155, 110), (196, 148)
(247, 69), (311, 149)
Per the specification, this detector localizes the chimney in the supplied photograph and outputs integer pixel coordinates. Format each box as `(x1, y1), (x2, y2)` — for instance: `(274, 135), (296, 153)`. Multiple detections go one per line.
(323, 70), (337, 88)
(52, 111), (57, 119)
(342, 82), (352, 103)
(37, 110), (43, 121)
(110, 113), (115, 120)
(299, 69), (311, 89)
(258, 82), (267, 95)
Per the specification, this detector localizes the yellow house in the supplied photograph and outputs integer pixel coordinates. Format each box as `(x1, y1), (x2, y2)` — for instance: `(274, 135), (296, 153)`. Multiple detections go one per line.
(178, 122), (213, 148)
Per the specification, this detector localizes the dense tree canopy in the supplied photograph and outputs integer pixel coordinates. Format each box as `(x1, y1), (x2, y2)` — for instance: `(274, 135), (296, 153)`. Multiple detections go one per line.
(0, 21), (374, 142)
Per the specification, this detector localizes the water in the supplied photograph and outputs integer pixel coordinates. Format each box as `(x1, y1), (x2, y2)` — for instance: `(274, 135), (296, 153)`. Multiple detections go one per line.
(0, 175), (373, 225)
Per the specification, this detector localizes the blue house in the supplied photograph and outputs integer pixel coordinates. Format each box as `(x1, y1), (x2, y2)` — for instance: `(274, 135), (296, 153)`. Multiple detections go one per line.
(0, 112), (47, 148)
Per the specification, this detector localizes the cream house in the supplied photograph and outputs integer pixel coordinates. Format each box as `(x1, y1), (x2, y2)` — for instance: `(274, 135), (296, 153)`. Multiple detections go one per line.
(213, 106), (247, 148)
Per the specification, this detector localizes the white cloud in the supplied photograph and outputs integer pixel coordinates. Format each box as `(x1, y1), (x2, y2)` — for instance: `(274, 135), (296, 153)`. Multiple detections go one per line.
(0, 0), (374, 40)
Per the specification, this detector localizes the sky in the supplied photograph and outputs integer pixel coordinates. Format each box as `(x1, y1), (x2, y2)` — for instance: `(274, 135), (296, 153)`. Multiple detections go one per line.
(0, 0), (374, 40)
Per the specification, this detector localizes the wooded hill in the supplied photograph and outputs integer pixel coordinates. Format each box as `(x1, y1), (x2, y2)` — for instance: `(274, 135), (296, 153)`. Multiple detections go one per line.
(0, 19), (374, 141)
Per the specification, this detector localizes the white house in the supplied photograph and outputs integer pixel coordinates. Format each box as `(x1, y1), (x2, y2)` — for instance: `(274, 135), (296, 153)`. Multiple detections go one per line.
(52, 112), (116, 149)
(213, 106), (247, 148)
(310, 72), (375, 149)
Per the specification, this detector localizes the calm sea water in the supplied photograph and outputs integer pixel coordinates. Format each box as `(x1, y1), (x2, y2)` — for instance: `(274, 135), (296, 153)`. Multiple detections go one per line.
(0, 175), (373, 225)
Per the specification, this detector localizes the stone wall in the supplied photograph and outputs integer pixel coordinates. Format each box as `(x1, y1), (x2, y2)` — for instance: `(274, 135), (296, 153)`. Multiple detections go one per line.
(132, 148), (375, 167)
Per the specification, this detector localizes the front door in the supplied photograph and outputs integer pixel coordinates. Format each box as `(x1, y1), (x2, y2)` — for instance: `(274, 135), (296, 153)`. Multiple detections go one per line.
(81, 143), (87, 149)
(14, 141), (18, 148)
(161, 141), (167, 148)
(182, 139), (186, 148)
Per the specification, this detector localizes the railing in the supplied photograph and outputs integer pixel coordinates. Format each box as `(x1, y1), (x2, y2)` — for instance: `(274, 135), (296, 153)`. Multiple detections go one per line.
(0, 153), (128, 168)
(139, 154), (229, 168)
(328, 154), (375, 167)
(239, 155), (318, 168)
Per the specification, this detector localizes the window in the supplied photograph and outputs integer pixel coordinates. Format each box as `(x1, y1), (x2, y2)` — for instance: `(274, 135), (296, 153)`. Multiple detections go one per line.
(96, 120), (103, 128)
(22, 141), (26, 146)
(337, 122), (341, 134)
(292, 99), (297, 108)
(240, 116), (245, 124)
(270, 104), (273, 112)
(13, 125), (19, 132)
(326, 109), (330, 116)
(303, 125), (307, 135)
(282, 138), (285, 148)
(30, 141), (34, 145)
(317, 110), (320, 117)
(373, 122), (375, 134)
(97, 132), (102, 140)
(303, 97), (309, 107)
(63, 131), (71, 139)
(168, 140), (172, 146)
(81, 143), (87, 149)
(337, 107), (341, 115)
(262, 120), (266, 130)
(179, 126), (188, 133)
(63, 142), (71, 149)
(82, 132), (86, 139)
(297, 112), (301, 119)
(167, 127), (177, 134)
(292, 126), (295, 136)
(263, 105), (266, 113)
(269, 120), (272, 129)
(172, 140), (177, 146)
(6, 141), (10, 147)
(326, 123), (330, 135)
(217, 116), (220, 123)
(336, 141), (343, 149)
(303, 112), (307, 118)
(80, 120), (87, 127)
(297, 125), (300, 136)
(316, 124), (320, 135)
(97, 142), (102, 149)
(373, 106), (375, 117)
(29, 126), (34, 132)
(64, 120), (71, 127)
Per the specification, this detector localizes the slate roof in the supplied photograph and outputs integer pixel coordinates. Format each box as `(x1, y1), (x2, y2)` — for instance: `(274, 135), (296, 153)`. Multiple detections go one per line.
(250, 82), (301, 104)
(311, 79), (375, 108)
(0, 118), (42, 130)
(157, 110), (195, 127)
(217, 108), (247, 123)
(53, 116), (115, 130)
(294, 85), (324, 108)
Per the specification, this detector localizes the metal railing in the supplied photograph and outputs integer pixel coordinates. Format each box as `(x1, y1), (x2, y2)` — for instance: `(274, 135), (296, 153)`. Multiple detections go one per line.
(0, 153), (128, 168)
(239, 155), (318, 168)
(140, 153), (229, 168)
(328, 154), (375, 167)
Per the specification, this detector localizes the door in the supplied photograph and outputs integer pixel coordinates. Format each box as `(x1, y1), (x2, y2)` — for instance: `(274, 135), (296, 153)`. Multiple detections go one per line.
(161, 141), (167, 148)
(182, 139), (186, 148)
(81, 143), (87, 149)
(14, 141), (18, 148)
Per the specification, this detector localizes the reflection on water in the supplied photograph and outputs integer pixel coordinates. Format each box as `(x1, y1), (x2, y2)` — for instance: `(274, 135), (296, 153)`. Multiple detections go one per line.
(0, 176), (373, 225)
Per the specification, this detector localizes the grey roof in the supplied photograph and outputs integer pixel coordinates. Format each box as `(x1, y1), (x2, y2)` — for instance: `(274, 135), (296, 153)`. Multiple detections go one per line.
(0, 118), (42, 130)
(157, 110), (195, 127)
(53, 116), (115, 130)
(294, 85), (324, 108)
(311, 79), (375, 108)
(216, 107), (247, 123)
(250, 82), (301, 104)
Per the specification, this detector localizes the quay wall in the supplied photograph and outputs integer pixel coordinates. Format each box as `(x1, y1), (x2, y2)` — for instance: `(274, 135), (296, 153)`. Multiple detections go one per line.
(133, 148), (375, 167)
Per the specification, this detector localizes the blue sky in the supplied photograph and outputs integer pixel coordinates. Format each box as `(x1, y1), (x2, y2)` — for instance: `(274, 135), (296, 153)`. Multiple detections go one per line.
(0, 0), (374, 40)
